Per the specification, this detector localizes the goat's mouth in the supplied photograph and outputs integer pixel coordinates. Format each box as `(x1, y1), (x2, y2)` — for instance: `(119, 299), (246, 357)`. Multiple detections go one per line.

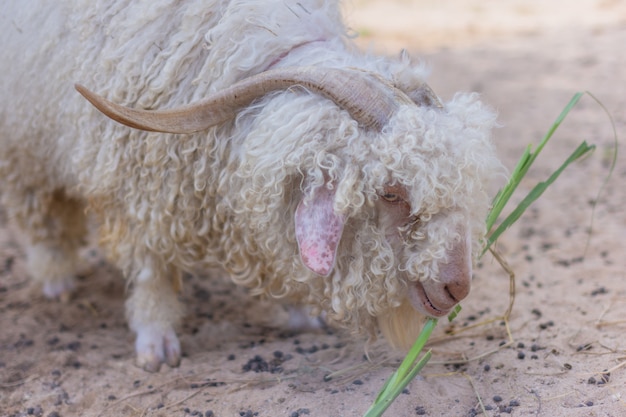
(408, 281), (456, 318)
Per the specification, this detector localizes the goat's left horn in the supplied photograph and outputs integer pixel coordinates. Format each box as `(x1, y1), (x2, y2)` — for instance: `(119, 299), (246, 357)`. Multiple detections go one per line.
(76, 67), (416, 134)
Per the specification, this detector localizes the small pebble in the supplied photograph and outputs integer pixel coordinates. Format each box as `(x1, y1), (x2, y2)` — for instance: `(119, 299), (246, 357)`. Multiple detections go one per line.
(509, 400), (520, 407)
(493, 395), (503, 403)
(205, 411), (214, 417)
(66, 341), (81, 351)
(353, 379), (363, 385)
(517, 351), (526, 360)
(483, 364), (490, 372)
(415, 405), (426, 415)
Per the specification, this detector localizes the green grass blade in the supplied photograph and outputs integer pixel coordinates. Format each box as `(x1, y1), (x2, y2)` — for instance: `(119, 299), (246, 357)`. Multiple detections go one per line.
(364, 350), (433, 417)
(484, 92), (585, 233)
(483, 141), (595, 254)
(447, 304), (462, 322)
(365, 318), (437, 417)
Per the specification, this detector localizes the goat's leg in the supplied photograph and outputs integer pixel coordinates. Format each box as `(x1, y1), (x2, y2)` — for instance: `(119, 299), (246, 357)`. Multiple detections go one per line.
(11, 189), (87, 300)
(125, 260), (184, 372)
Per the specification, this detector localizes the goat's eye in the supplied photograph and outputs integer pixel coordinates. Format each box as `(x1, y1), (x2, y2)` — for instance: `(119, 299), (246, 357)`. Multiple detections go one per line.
(381, 193), (402, 203)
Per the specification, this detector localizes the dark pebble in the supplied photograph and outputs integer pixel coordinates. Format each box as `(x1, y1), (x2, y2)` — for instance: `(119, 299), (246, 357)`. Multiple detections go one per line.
(483, 364), (490, 372)
(516, 342), (525, 349)
(402, 388), (409, 394)
(539, 321), (554, 330)
(26, 406), (43, 416)
(47, 413), (60, 417)
(205, 411), (214, 417)
(493, 395), (503, 403)
(273, 350), (284, 359)
(107, 395), (116, 401)
(415, 405), (426, 415)
(587, 377), (596, 384)
(66, 341), (81, 351)
(591, 287), (608, 296)
(517, 351), (526, 360)
(484, 405), (493, 411)
(353, 379), (363, 385)
(509, 400), (520, 407)
(227, 354), (236, 360)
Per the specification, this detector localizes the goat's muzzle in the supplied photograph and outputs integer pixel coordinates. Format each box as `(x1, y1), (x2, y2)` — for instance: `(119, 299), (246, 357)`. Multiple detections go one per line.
(408, 231), (472, 317)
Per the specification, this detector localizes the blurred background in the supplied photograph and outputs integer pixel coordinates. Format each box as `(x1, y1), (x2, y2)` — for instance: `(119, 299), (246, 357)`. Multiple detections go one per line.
(345, 0), (626, 52)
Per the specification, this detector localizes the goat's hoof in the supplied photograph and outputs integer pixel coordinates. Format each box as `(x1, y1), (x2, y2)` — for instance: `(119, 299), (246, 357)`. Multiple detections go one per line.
(286, 305), (326, 331)
(135, 325), (181, 372)
(42, 278), (76, 303)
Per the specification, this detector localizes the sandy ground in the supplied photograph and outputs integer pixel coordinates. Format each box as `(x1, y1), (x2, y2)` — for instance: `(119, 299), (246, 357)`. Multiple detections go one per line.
(2, 1), (626, 416)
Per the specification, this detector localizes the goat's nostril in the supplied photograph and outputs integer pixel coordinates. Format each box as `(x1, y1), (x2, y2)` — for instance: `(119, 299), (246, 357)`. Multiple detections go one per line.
(444, 280), (471, 303)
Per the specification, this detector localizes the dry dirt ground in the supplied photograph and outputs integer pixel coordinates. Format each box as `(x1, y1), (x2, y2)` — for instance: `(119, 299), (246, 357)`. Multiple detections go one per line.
(2, 1), (626, 416)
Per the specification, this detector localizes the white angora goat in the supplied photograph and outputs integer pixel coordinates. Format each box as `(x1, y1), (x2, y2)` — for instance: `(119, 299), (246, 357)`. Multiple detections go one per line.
(0, 0), (502, 371)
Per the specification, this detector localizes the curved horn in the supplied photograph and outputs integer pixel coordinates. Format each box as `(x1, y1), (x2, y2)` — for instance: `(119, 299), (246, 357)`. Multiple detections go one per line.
(404, 83), (443, 108)
(76, 67), (414, 134)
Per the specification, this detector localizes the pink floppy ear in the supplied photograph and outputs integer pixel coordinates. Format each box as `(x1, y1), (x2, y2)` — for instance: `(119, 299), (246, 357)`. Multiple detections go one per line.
(295, 185), (345, 276)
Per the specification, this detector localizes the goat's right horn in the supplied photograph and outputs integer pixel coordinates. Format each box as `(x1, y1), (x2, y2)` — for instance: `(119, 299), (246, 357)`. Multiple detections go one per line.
(76, 67), (415, 134)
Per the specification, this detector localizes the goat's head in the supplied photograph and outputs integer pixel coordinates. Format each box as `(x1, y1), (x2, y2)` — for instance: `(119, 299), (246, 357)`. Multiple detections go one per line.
(76, 66), (499, 349)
